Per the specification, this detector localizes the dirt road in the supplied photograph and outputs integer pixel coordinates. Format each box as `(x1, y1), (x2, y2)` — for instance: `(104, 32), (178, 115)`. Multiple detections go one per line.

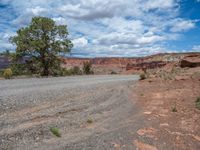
(0, 75), (145, 150)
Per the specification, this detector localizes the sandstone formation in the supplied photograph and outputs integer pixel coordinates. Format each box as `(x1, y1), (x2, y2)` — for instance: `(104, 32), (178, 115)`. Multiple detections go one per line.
(180, 54), (200, 68)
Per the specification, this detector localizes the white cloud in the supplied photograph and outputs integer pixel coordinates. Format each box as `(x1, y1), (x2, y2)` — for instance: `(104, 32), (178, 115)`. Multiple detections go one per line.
(144, 0), (176, 10)
(0, 32), (16, 50)
(170, 19), (195, 32)
(72, 37), (88, 48)
(29, 6), (47, 15)
(137, 35), (165, 44)
(0, 0), (198, 56)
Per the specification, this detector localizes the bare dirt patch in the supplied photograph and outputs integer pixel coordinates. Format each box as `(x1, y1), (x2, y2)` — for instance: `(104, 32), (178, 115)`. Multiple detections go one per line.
(134, 67), (200, 150)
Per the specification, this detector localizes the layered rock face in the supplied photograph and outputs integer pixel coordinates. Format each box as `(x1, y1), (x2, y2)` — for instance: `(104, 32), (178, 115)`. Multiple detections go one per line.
(63, 57), (137, 67)
(180, 54), (200, 68)
(63, 53), (200, 74)
(126, 61), (167, 71)
(1, 53), (199, 74)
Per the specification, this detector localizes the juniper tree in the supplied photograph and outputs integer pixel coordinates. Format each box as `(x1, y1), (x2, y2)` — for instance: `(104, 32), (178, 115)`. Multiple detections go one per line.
(10, 16), (73, 76)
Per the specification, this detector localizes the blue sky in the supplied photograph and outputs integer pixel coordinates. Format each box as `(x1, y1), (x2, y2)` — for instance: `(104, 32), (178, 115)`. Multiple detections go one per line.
(0, 0), (200, 57)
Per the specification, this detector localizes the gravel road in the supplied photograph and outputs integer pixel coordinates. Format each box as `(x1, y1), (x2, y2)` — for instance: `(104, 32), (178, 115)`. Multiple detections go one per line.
(0, 75), (144, 150)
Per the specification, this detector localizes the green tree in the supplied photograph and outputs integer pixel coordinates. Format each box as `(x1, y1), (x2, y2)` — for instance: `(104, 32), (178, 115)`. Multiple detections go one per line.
(10, 16), (73, 76)
(83, 61), (93, 74)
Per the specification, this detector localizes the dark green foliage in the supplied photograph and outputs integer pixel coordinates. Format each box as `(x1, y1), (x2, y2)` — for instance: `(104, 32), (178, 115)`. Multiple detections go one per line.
(172, 105), (177, 112)
(87, 118), (93, 124)
(50, 127), (61, 137)
(10, 16), (73, 76)
(195, 97), (200, 110)
(140, 73), (146, 80)
(0, 69), (3, 77)
(111, 71), (117, 74)
(11, 64), (29, 76)
(71, 66), (82, 75)
(61, 67), (82, 76)
(83, 62), (93, 75)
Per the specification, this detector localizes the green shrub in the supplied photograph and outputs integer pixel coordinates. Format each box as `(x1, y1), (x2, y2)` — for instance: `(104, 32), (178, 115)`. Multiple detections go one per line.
(87, 118), (93, 124)
(62, 67), (82, 76)
(111, 71), (117, 74)
(83, 62), (93, 75)
(11, 64), (30, 76)
(50, 127), (61, 137)
(171, 104), (177, 112)
(0, 69), (4, 77)
(195, 97), (200, 110)
(3, 68), (13, 79)
(140, 73), (146, 80)
(71, 66), (82, 75)
(52, 68), (65, 76)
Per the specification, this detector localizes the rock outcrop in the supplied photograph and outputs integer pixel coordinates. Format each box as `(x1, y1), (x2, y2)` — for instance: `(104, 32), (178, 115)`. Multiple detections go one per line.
(126, 61), (167, 71)
(180, 54), (200, 68)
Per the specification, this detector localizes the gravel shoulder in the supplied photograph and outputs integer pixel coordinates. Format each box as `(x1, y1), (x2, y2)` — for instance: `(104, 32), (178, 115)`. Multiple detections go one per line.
(0, 75), (144, 150)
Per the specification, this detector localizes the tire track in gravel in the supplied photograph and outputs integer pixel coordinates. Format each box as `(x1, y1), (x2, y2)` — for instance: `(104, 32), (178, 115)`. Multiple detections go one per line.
(0, 75), (142, 150)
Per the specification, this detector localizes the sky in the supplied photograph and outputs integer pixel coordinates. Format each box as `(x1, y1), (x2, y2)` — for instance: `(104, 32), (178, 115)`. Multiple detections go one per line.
(0, 0), (200, 57)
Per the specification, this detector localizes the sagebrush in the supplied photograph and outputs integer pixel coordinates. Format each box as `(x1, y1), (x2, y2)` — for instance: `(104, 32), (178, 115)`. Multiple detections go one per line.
(3, 68), (13, 79)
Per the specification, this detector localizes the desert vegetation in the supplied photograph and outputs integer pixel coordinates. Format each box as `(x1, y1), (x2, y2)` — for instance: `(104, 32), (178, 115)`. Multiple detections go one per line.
(0, 17), (95, 79)
(83, 61), (93, 75)
(50, 127), (61, 137)
(139, 73), (146, 80)
(3, 68), (13, 79)
(1, 17), (72, 78)
(196, 97), (200, 110)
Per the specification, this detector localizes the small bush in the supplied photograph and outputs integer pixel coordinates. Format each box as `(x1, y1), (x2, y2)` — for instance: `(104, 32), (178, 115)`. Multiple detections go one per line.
(111, 71), (117, 74)
(83, 62), (92, 75)
(11, 64), (27, 76)
(195, 97), (200, 110)
(62, 69), (72, 76)
(0, 69), (4, 77)
(140, 73), (146, 80)
(62, 67), (82, 76)
(87, 118), (93, 124)
(50, 127), (61, 137)
(71, 66), (82, 75)
(172, 105), (177, 112)
(3, 68), (13, 79)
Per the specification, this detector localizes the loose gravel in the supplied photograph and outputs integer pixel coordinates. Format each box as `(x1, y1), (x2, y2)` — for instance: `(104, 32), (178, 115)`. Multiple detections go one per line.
(0, 75), (143, 150)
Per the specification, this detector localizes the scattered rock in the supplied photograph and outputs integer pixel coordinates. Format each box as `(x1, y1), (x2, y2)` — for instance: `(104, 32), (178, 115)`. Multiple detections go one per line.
(134, 140), (158, 150)
(175, 76), (190, 81)
(137, 127), (157, 138)
(159, 123), (169, 127)
(144, 111), (152, 115)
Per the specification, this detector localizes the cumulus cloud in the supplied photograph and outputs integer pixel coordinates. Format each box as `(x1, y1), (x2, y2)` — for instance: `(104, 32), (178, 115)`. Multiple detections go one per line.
(72, 37), (88, 48)
(170, 19), (195, 32)
(0, 32), (16, 50)
(0, 0), (198, 56)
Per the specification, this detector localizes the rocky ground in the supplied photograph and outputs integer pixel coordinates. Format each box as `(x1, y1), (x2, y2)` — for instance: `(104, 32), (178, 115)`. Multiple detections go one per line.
(134, 66), (200, 150)
(0, 53), (200, 150)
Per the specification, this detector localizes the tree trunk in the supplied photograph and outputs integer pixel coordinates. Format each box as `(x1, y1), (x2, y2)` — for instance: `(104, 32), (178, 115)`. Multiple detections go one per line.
(41, 52), (49, 76)
(43, 63), (49, 76)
